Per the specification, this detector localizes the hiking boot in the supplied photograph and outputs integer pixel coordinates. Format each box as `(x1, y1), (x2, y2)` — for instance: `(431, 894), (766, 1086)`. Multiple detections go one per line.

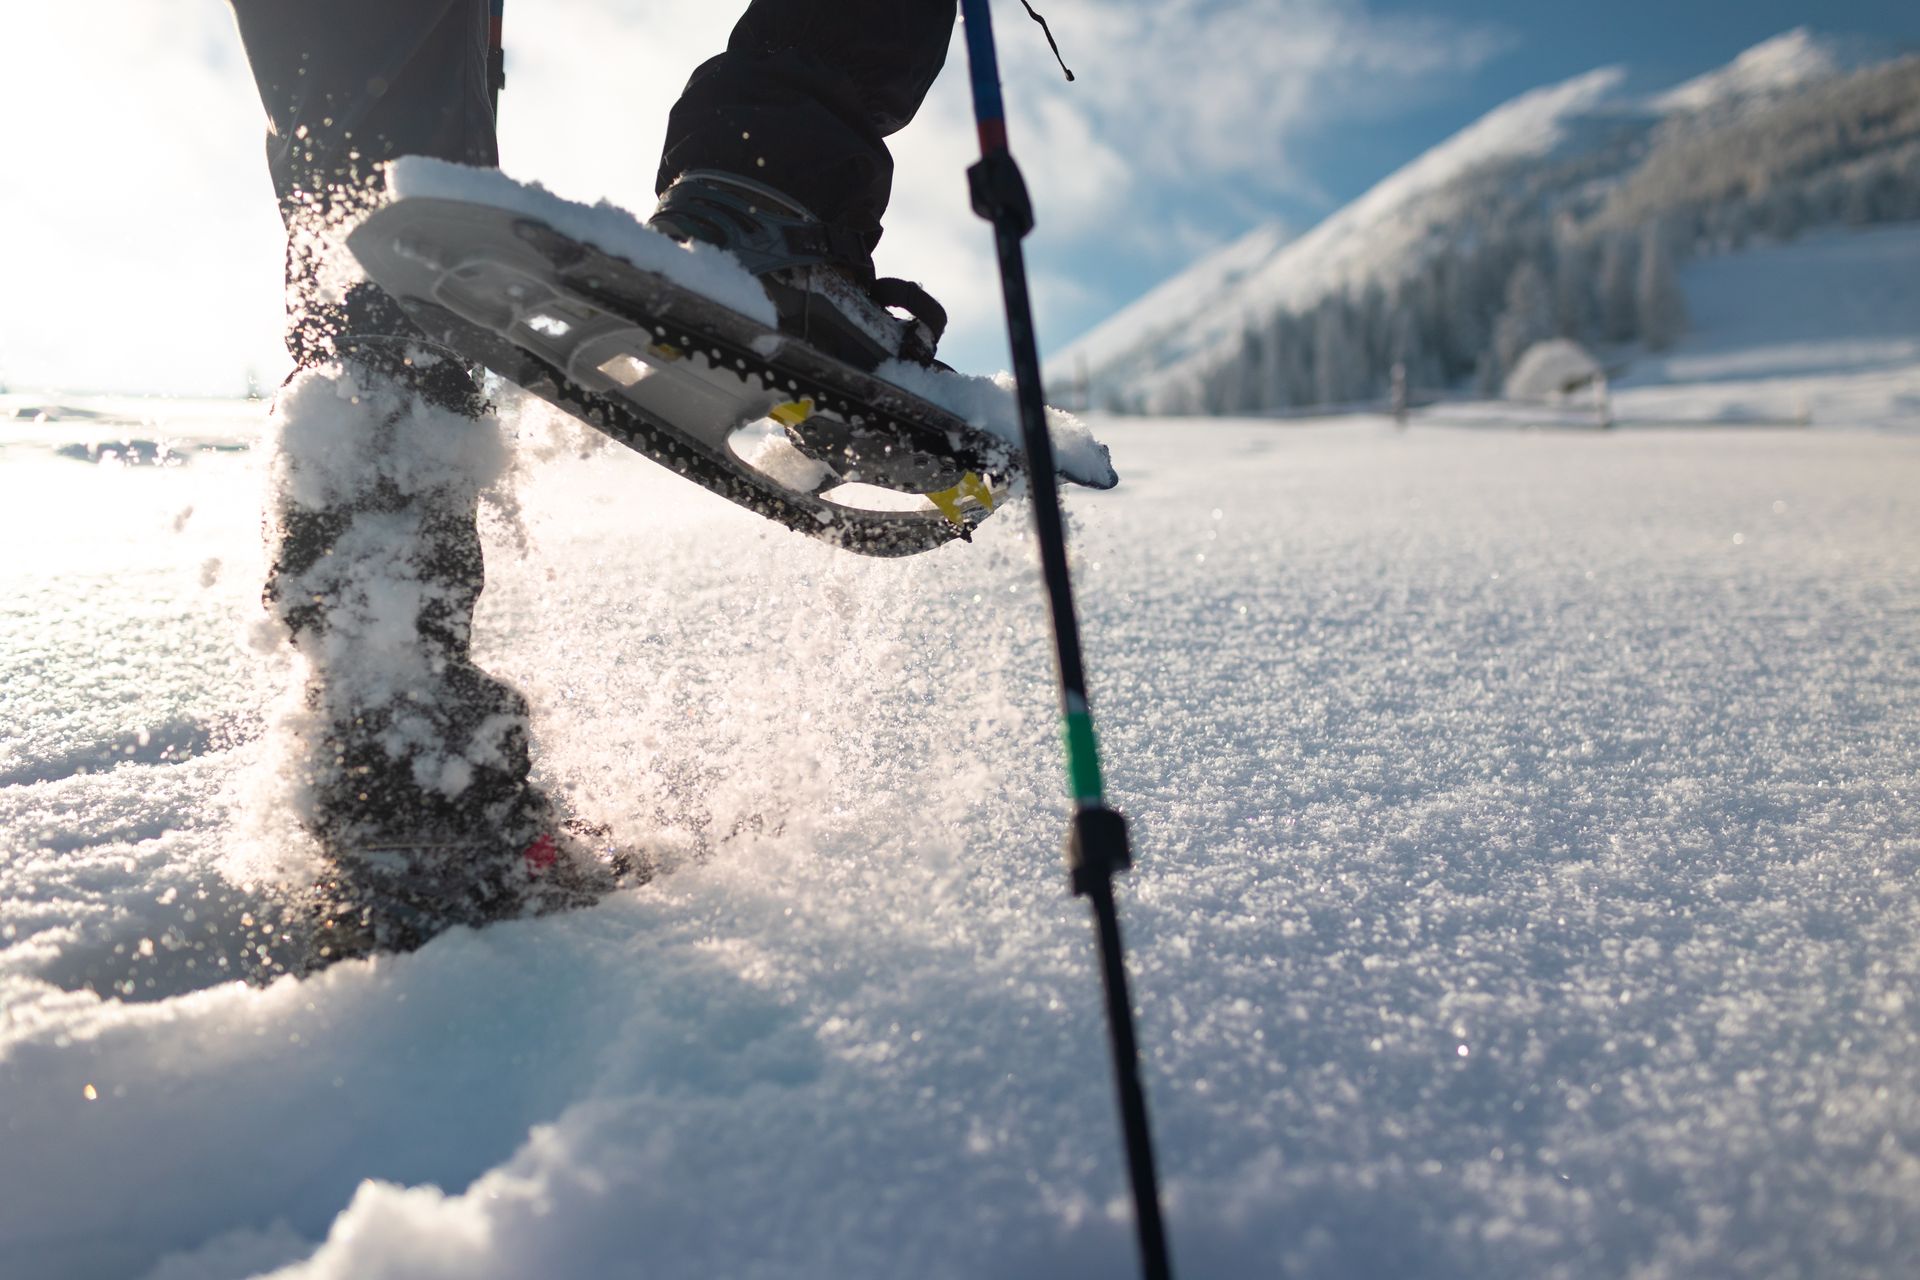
(300, 812), (637, 970)
(261, 348), (633, 974)
(648, 169), (948, 371)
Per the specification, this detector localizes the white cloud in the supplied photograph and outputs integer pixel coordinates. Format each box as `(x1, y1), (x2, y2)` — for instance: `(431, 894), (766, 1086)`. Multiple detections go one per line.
(0, 0), (1506, 394)
(989, 0), (1512, 198)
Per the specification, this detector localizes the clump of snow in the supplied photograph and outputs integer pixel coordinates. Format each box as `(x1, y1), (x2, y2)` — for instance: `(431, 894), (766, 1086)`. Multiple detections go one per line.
(1504, 338), (1603, 400)
(385, 158), (778, 327)
(877, 360), (1118, 489)
(727, 419), (834, 492)
(269, 360), (507, 518)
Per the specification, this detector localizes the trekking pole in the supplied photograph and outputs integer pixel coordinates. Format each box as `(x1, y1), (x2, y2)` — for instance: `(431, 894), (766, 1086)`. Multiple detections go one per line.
(955, 5), (1173, 1278)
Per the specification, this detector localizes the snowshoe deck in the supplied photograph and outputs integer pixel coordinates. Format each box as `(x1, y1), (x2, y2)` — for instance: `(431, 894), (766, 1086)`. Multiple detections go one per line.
(349, 195), (1018, 556)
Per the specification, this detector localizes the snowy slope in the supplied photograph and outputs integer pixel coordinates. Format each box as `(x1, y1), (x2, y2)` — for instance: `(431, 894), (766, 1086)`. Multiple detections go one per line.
(1627, 221), (1920, 386)
(1050, 66), (1631, 399)
(1051, 29), (1898, 412)
(1048, 219), (1294, 383)
(4, 381), (1920, 1277)
(1608, 224), (1920, 430)
(1420, 221), (1920, 431)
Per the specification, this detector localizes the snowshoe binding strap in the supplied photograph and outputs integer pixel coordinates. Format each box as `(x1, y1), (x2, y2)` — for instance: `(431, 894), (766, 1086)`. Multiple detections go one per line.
(650, 169), (951, 367)
(871, 277), (948, 355)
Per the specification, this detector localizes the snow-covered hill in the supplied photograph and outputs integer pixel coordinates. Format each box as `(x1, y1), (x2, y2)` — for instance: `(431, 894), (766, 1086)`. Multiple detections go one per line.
(1051, 65), (1631, 400)
(1053, 30), (1920, 414)
(1627, 221), (1920, 386)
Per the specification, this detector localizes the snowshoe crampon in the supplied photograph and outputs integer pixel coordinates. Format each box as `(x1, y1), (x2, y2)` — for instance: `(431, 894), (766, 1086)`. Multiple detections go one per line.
(348, 193), (1017, 556)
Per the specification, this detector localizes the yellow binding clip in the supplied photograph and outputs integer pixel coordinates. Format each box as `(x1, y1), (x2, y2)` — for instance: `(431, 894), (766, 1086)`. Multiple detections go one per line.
(926, 471), (996, 526)
(769, 399), (815, 428)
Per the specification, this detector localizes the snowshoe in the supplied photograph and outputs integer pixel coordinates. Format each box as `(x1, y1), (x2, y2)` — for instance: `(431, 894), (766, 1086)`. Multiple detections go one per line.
(346, 159), (1116, 558)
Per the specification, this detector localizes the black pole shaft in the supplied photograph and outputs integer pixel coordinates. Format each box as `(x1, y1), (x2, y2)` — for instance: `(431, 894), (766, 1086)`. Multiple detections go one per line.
(1087, 870), (1174, 1278)
(989, 203), (1173, 1280)
(989, 228), (1087, 697)
(958, 4), (1173, 1270)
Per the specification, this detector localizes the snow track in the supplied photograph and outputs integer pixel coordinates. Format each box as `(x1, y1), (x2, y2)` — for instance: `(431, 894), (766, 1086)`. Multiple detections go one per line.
(3, 408), (1918, 1278)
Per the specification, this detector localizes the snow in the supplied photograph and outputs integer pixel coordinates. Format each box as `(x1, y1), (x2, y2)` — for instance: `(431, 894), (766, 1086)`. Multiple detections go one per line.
(1504, 339), (1603, 401)
(385, 157), (778, 328)
(250, 359), (537, 848)
(1599, 225), (1920, 432)
(5, 353), (1920, 1277)
(873, 359), (1117, 489)
(1623, 223), (1920, 390)
(1423, 223), (1920, 432)
(1404, 222), (1920, 433)
(1040, 220), (1294, 389)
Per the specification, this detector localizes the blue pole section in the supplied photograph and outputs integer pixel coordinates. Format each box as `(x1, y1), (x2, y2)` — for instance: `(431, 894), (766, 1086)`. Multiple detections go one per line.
(960, 0), (1010, 153)
(955, 4), (1173, 1277)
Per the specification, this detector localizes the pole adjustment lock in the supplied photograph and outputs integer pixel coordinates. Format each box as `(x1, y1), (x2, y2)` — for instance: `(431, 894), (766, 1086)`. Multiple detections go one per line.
(1068, 804), (1133, 896)
(968, 150), (1036, 240)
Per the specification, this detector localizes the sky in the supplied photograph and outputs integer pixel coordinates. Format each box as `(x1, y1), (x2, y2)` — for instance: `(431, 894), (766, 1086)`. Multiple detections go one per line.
(1, 1), (1916, 397)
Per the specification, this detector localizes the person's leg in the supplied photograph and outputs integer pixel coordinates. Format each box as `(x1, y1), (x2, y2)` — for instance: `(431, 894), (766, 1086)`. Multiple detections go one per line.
(230, 1), (551, 864)
(657, 0), (957, 280)
(230, 0), (498, 363)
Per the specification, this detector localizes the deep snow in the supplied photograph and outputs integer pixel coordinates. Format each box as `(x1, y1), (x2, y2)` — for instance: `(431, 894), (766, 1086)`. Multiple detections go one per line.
(3, 386), (1918, 1278)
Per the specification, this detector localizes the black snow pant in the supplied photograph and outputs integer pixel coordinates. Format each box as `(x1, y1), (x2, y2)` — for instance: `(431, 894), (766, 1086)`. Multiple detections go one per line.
(228, 0), (956, 364)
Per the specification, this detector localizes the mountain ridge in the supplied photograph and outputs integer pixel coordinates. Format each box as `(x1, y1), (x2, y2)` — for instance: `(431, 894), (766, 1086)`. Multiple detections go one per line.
(1052, 29), (1920, 414)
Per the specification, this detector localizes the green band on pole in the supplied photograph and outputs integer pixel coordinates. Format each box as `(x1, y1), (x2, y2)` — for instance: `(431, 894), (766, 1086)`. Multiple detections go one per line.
(1063, 709), (1105, 803)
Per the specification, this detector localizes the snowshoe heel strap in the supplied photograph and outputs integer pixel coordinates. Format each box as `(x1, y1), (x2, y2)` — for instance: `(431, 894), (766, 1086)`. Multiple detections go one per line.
(870, 277), (948, 363)
(870, 278), (948, 349)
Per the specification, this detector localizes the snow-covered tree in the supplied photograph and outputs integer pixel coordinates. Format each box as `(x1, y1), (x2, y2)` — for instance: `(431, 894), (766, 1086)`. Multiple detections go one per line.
(1595, 233), (1639, 344)
(1492, 260), (1556, 382)
(1636, 224), (1687, 352)
(1552, 241), (1594, 339)
(1313, 299), (1357, 407)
